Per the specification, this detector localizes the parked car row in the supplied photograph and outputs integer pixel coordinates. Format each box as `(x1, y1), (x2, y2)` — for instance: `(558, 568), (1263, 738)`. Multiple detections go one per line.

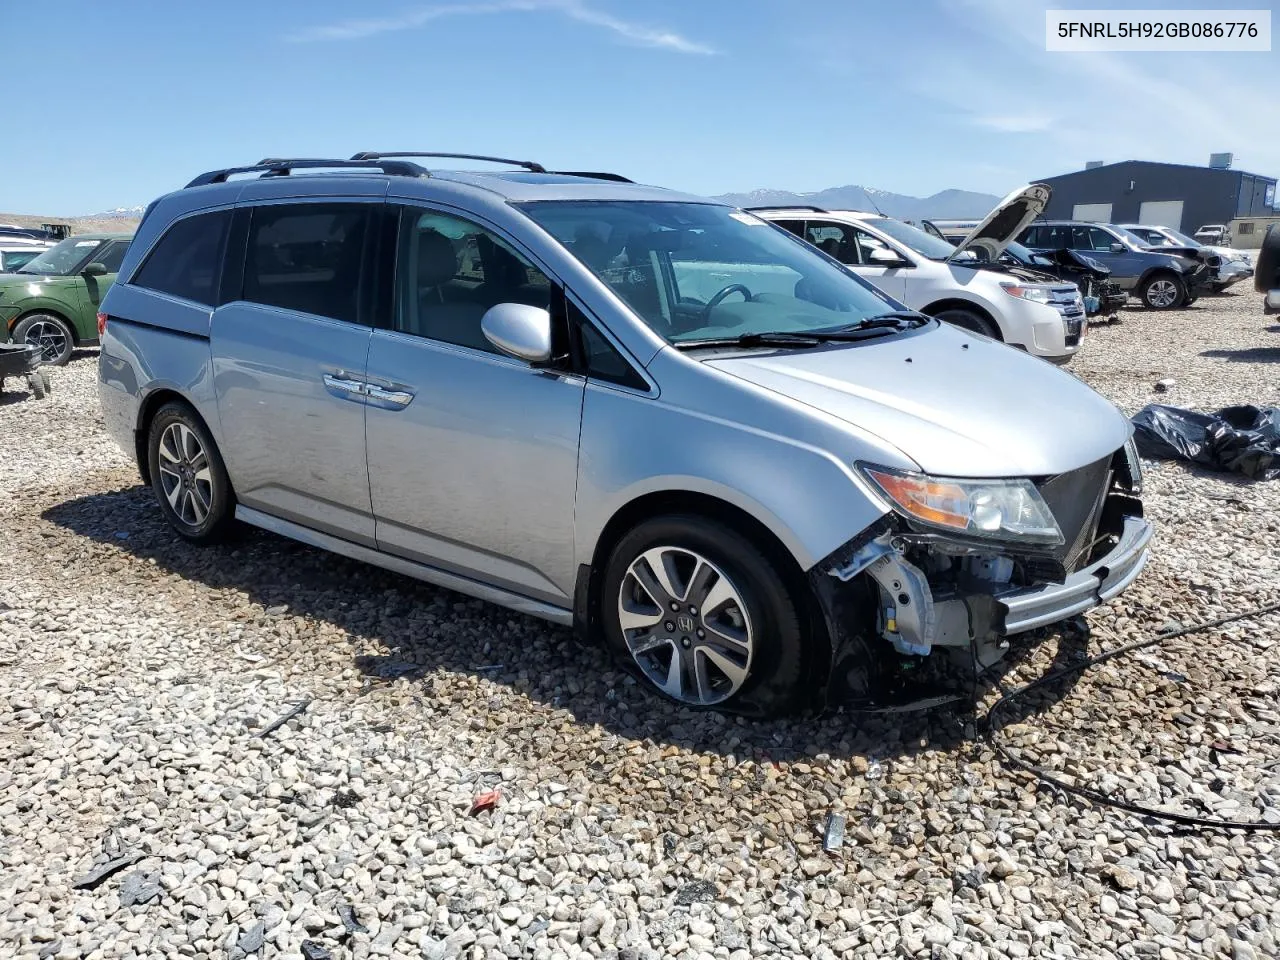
(1119, 223), (1254, 292)
(93, 153), (1151, 716)
(753, 185), (1087, 364)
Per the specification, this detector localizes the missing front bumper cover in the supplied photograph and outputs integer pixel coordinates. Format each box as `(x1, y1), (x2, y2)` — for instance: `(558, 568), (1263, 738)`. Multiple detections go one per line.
(826, 515), (1153, 664)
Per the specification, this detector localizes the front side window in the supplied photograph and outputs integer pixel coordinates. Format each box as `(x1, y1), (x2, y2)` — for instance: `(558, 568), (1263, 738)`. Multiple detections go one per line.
(243, 204), (370, 323)
(15, 237), (104, 276)
(519, 201), (900, 344)
(396, 208), (551, 353)
(134, 212), (229, 305)
(804, 221), (862, 264)
(1088, 227), (1120, 251)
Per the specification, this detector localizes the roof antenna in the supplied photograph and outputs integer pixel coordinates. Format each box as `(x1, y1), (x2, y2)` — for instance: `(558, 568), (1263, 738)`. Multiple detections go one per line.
(863, 188), (885, 217)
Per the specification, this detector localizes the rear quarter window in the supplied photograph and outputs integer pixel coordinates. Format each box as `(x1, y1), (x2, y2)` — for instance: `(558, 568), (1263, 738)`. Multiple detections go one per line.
(133, 211), (231, 306)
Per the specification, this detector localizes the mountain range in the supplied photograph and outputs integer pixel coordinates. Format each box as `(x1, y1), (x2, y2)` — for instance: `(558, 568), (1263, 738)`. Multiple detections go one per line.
(711, 185), (1002, 220)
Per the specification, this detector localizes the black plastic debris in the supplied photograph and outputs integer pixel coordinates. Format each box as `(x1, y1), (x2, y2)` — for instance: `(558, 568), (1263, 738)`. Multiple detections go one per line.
(72, 852), (143, 890)
(1132, 404), (1280, 480)
(337, 902), (367, 935)
(238, 921), (266, 955)
(674, 879), (718, 905)
(255, 699), (311, 739)
(118, 870), (162, 907)
(300, 942), (332, 960)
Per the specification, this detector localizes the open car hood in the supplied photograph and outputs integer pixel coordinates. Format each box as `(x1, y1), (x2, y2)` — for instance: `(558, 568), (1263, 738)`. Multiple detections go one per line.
(948, 183), (1052, 263)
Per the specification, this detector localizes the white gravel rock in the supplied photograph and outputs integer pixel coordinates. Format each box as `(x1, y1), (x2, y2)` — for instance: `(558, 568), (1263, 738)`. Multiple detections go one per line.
(1, 293), (1279, 959)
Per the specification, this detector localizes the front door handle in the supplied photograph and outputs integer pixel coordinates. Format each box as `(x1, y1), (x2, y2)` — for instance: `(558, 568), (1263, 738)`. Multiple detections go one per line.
(366, 384), (414, 408)
(323, 373), (368, 401)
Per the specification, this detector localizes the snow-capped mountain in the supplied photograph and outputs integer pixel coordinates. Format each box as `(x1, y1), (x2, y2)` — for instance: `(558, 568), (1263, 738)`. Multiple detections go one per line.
(713, 185), (1002, 221)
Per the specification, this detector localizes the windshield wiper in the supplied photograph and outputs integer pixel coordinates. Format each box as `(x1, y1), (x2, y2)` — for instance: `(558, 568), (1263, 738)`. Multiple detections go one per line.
(675, 331), (824, 350)
(857, 312), (932, 328)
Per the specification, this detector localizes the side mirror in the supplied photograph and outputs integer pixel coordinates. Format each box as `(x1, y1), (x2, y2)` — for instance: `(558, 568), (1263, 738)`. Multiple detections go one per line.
(83, 262), (107, 277)
(481, 303), (553, 364)
(1109, 243), (1126, 254)
(868, 246), (907, 267)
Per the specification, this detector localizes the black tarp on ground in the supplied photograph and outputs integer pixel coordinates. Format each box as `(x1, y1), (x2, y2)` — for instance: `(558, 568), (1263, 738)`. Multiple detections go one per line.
(1131, 404), (1280, 481)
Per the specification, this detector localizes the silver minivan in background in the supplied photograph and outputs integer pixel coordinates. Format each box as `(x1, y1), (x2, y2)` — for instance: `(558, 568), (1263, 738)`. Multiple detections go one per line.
(98, 154), (1152, 716)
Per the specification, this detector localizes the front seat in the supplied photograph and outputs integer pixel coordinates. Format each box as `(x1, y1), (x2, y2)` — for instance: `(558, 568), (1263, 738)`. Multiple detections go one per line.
(415, 229), (489, 350)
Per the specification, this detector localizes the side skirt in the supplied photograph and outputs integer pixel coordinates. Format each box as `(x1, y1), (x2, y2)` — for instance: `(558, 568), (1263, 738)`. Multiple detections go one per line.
(234, 505), (574, 626)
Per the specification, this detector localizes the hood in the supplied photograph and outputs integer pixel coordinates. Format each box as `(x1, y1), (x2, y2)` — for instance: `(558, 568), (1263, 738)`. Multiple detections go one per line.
(949, 183), (1052, 263)
(705, 324), (1129, 478)
(1201, 243), (1251, 263)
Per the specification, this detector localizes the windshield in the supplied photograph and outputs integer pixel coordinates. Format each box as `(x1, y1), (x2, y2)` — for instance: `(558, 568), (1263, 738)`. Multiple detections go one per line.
(16, 237), (103, 276)
(1000, 240), (1051, 266)
(1111, 227), (1151, 248)
(518, 201), (907, 343)
(866, 217), (959, 260)
(1158, 227), (1201, 246)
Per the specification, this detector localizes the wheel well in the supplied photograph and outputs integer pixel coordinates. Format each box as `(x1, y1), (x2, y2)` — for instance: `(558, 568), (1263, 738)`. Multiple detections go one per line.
(133, 389), (195, 485)
(921, 298), (1003, 341)
(12, 308), (79, 345)
(582, 490), (832, 677)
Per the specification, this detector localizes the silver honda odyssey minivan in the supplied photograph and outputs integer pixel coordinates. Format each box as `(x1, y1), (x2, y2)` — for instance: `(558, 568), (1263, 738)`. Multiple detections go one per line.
(98, 153), (1151, 716)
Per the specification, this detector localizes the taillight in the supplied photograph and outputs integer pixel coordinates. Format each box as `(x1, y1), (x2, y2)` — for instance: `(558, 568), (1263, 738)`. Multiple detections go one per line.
(97, 312), (108, 336)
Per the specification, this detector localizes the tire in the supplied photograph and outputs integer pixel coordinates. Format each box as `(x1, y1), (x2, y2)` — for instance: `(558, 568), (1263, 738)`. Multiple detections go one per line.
(12, 312), (75, 366)
(1138, 272), (1186, 310)
(932, 307), (1000, 339)
(26, 371), (47, 399)
(146, 401), (236, 544)
(1256, 223), (1280, 295)
(601, 514), (808, 716)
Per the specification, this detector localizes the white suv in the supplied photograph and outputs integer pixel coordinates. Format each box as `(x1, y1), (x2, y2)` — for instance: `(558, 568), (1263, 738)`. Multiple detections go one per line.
(754, 185), (1085, 362)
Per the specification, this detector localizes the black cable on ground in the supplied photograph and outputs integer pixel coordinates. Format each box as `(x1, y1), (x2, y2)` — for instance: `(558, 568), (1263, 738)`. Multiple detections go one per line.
(984, 599), (1280, 832)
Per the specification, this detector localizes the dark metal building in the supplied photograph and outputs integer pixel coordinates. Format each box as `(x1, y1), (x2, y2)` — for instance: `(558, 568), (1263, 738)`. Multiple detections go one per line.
(1034, 160), (1278, 233)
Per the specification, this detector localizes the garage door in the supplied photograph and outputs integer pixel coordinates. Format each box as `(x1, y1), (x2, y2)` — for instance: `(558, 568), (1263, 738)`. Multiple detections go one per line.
(1072, 203), (1113, 222)
(1139, 200), (1184, 230)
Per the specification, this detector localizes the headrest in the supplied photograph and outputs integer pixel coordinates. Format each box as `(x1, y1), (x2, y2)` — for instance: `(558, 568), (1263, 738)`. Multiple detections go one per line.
(416, 230), (458, 288)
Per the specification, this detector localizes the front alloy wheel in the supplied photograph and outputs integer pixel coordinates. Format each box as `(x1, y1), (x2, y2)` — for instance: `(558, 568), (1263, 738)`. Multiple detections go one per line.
(618, 546), (754, 706)
(1141, 274), (1185, 309)
(602, 514), (809, 716)
(13, 313), (75, 366)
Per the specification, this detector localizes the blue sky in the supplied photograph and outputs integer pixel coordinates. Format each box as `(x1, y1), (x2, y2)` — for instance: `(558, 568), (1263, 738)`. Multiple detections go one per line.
(3, 0), (1276, 214)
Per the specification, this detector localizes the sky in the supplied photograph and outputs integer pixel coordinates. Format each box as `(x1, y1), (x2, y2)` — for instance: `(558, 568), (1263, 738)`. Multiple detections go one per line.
(3, 0), (1277, 215)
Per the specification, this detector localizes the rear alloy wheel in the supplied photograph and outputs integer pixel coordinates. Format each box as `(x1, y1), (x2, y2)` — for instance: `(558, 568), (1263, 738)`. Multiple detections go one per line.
(602, 515), (807, 715)
(12, 313), (75, 366)
(1139, 272), (1186, 309)
(932, 307), (1000, 339)
(147, 402), (236, 543)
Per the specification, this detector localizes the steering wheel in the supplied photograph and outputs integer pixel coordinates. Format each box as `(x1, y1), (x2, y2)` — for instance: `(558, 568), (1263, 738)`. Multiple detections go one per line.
(701, 283), (754, 322)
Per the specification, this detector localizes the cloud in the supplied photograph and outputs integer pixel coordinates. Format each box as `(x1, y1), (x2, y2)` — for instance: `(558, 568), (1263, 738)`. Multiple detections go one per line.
(970, 114), (1053, 133)
(287, 0), (717, 54)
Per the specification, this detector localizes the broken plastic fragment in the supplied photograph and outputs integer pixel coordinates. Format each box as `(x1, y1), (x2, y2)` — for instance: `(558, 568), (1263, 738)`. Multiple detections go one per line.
(468, 787), (502, 816)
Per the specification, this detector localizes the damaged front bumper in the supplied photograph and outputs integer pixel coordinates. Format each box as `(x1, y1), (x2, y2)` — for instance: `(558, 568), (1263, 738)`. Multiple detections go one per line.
(813, 490), (1153, 701)
(999, 515), (1151, 633)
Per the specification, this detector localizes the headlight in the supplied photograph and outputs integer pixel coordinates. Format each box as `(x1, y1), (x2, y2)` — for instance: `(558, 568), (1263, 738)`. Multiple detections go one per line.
(999, 282), (1054, 304)
(861, 465), (1064, 545)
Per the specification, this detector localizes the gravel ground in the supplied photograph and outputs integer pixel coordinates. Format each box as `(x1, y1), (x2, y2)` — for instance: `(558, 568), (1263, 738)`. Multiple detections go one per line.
(2, 291), (1279, 960)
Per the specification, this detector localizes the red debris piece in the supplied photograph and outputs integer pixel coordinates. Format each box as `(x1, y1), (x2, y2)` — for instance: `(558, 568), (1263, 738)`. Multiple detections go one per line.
(468, 788), (502, 816)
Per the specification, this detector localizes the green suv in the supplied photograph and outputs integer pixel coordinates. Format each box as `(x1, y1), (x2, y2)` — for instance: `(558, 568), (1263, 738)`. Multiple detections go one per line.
(0, 233), (133, 365)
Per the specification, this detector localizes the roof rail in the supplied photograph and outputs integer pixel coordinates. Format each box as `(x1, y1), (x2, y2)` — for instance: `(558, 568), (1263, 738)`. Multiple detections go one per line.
(549, 170), (633, 183)
(743, 204), (829, 213)
(350, 151), (548, 174)
(185, 158), (428, 189)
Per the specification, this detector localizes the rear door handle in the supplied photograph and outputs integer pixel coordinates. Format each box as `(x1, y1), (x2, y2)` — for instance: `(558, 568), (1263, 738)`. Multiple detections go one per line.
(323, 373), (368, 401)
(365, 384), (415, 409)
